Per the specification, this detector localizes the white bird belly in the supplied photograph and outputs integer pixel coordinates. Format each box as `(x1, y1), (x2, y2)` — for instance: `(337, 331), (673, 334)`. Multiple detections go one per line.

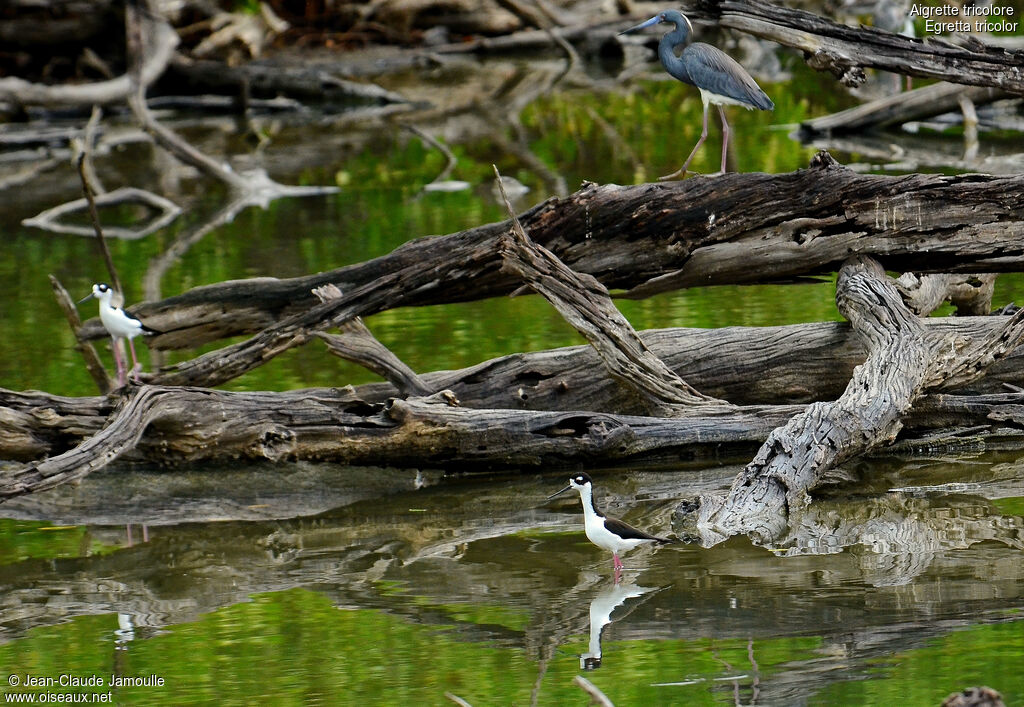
(99, 307), (143, 340)
(585, 517), (649, 554)
(699, 88), (758, 110)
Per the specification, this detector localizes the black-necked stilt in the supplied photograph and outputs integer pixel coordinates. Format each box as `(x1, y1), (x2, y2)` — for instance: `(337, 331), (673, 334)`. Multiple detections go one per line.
(619, 10), (774, 179)
(548, 472), (674, 574)
(78, 283), (159, 386)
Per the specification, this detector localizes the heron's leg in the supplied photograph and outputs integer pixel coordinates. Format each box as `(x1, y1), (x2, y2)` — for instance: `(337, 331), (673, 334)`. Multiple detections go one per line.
(717, 105), (730, 174)
(659, 101), (710, 181)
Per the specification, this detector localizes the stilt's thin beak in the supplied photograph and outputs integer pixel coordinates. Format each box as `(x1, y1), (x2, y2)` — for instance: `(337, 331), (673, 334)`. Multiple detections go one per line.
(618, 15), (662, 35)
(546, 484), (572, 500)
(77, 292), (95, 305)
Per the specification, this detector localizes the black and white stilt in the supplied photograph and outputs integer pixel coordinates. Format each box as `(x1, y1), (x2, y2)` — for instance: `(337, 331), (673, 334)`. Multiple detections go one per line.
(78, 283), (160, 386)
(548, 472), (673, 577)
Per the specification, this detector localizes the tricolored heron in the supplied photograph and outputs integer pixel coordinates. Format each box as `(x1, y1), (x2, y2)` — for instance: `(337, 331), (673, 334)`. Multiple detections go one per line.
(79, 283), (160, 386)
(620, 9), (774, 179)
(548, 472), (674, 578)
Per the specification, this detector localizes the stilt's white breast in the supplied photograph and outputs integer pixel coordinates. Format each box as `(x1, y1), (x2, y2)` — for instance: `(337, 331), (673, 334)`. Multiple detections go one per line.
(98, 304), (145, 340)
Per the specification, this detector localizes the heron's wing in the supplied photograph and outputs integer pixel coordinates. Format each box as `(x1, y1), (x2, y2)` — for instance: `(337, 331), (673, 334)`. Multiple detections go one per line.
(684, 43), (774, 110)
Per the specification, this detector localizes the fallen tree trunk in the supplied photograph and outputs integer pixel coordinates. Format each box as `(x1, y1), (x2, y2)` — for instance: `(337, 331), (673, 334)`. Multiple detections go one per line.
(6, 380), (1024, 500)
(78, 154), (1024, 360)
(682, 257), (1024, 547)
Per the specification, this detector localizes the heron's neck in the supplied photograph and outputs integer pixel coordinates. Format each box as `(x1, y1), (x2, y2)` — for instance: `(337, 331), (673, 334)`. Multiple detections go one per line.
(658, 29), (692, 83)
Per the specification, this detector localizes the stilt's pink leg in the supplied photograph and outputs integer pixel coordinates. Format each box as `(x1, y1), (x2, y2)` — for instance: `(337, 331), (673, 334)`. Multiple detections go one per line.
(127, 337), (143, 381)
(112, 337), (127, 387)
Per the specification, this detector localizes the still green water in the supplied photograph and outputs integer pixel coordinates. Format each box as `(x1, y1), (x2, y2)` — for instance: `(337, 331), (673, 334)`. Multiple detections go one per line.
(2, 46), (1023, 705)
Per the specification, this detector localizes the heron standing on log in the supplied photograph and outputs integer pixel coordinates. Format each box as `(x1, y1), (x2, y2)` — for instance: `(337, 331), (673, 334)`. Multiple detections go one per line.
(620, 9), (774, 179)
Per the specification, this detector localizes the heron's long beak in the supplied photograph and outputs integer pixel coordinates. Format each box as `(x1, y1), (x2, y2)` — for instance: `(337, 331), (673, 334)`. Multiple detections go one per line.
(618, 15), (662, 35)
(546, 484), (572, 500)
(77, 292), (95, 305)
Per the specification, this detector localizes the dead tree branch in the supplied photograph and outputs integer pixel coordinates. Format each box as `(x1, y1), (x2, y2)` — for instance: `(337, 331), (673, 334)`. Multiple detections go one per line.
(495, 167), (723, 412)
(312, 284), (431, 397)
(48, 275), (111, 395)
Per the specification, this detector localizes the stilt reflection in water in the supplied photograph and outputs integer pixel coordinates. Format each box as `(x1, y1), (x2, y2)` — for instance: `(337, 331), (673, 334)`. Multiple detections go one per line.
(579, 579), (661, 670)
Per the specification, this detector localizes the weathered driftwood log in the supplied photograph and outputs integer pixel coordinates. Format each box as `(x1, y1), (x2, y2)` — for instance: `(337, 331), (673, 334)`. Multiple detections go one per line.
(799, 82), (1010, 136)
(0, 385), (800, 499)
(348, 318), (1024, 411)
(691, 0), (1024, 92)
(682, 257), (1024, 547)
(78, 153), (1024, 355)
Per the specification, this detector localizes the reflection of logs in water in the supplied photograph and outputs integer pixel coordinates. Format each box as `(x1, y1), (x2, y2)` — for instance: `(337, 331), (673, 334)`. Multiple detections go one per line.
(781, 493), (1024, 586)
(2, 468), (1022, 649)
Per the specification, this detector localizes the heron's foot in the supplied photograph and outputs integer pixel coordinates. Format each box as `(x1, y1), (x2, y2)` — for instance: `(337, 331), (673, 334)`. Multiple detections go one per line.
(657, 168), (694, 181)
